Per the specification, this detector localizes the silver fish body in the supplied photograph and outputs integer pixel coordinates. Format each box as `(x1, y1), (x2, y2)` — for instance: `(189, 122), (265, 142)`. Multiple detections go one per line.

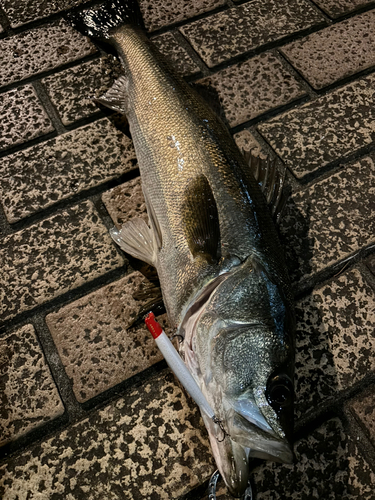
(69, 3), (295, 496)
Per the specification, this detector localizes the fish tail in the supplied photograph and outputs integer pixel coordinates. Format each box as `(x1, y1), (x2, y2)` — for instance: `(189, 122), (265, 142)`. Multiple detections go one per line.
(66, 0), (144, 40)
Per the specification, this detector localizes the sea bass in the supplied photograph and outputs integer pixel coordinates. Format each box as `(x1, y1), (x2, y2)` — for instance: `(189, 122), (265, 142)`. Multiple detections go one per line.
(68, 0), (295, 496)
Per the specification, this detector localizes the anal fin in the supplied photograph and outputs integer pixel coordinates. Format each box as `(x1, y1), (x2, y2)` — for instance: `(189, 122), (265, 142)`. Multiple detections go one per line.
(110, 218), (158, 266)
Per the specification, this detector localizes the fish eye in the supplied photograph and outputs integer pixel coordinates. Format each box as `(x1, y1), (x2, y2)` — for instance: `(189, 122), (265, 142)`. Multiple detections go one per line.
(266, 374), (294, 408)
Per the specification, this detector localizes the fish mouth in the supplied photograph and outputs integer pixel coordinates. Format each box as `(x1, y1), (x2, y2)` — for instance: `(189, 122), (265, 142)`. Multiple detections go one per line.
(203, 410), (293, 497)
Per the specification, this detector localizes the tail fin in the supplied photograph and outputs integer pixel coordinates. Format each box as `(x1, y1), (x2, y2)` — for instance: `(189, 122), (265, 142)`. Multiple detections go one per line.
(66, 0), (144, 40)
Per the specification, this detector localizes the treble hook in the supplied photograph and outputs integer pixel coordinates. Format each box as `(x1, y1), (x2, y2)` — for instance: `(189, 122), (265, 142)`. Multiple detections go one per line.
(212, 416), (229, 443)
(208, 470), (253, 500)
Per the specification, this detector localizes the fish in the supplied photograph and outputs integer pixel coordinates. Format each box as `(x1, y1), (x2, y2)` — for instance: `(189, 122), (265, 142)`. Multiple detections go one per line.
(67, 0), (296, 496)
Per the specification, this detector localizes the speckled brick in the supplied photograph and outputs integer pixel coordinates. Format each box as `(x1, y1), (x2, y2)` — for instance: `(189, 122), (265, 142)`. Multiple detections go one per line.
(198, 53), (306, 127)
(152, 32), (200, 76)
(0, 118), (136, 223)
(46, 271), (173, 402)
(102, 177), (147, 228)
(280, 155), (375, 282)
(294, 269), (375, 419)
(0, 19), (96, 87)
(313, 0), (375, 18)
(140, 0), (226, 32)
(0, 201), (124, 324)
(349, 388), (375, 447)
(101, 130), (262, 226)
(1, 0), (89, 27)
(366, 254), (375, 276)
(251, 418), (375, 499)
(0, 84), (53, 152)
(180, 0), (326, 68)
(0, 370), (215, 499)
(0, 324), (64, 447)
(258, 73), (375, 177)
(42, 58), (110, 126)
(233, 129), (264, 157)
(281, 11), (375, 89)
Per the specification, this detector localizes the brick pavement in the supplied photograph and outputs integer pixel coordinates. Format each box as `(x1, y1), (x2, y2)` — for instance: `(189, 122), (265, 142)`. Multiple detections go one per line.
(0, 0), (375, 499)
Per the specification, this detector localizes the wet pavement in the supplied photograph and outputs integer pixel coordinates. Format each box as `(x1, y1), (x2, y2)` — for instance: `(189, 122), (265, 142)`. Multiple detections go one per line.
(0, 0), (375, 499)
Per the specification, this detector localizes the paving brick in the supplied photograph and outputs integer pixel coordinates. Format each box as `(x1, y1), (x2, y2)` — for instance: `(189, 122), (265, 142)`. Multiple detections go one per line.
(103, 177), (147, 228)
(152, 32), (200, 76)
(140, 0), (226, 32)
(252, 418), (375, 499)
(180, 0), (326, 68)
(42, 59), (109, 126)
(366, 254), (375, 275)
(0, 324), (64, 447)
(349, 388), (375, 448)
(281, 11), (375, 90)
(313, 0), (375, 18)
(0, 84), (53, 152)
(199, 53), (306, 127)
(46, 271), (173, 403)
(0, 118), (136, 223)
(258, 74), (375, 178)
(280, 155), (375, 282)
(1, 0), (89, 27)
(0, 370), (215, 499)
(233, 129), (265, 157)
(0, 19), (96, 88)
(294, 269), (375, 419)
(0, 201), (124, 324)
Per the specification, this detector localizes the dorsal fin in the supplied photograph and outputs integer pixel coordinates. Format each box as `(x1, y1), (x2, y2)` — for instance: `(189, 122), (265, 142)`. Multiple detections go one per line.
(242, 150), (290, 224)
(181, 174), (221, 263)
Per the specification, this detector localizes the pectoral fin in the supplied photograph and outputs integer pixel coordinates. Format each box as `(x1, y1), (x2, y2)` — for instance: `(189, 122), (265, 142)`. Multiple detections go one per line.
(110, 218), (157, 266)
(181, 174), (220, 263)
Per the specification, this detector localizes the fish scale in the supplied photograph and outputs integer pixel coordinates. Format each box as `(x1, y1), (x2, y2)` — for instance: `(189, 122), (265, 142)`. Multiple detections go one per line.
(111, 26), (289, 326)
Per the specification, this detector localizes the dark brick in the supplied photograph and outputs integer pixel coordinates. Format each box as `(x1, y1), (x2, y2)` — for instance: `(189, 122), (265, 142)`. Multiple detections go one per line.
(0, 324), (64, 446)
(0, 118), (136, 223)
(258, 74), (375, 178)
(0, 85), (53, 152)
(198, 52), (306, 127)
(281, 11), (375, 89)
(0, 201), (124, 323)
(0, 19), (96, 88)
(180, 0), (326, 67)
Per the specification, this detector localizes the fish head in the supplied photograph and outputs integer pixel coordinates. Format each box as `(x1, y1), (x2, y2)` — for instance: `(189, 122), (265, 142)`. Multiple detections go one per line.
(183, 257), (295, 496)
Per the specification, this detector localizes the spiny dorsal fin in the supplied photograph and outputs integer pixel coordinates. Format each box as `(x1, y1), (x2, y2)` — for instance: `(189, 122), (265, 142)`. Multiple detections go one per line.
(181, 174), (221, 263)
(242, 150), (290, 224)
(110, 218), (158, 266)
(95, 75), (129, 114)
